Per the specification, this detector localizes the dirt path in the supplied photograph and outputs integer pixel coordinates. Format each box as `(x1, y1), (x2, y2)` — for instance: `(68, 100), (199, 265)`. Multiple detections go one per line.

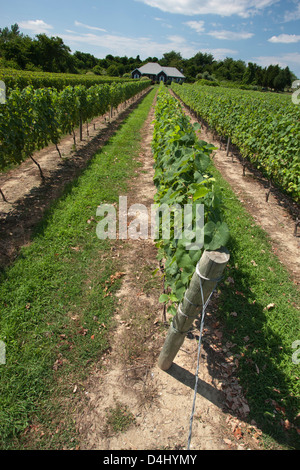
(1, 88), (291, 450)
(75, 92), (263, 451)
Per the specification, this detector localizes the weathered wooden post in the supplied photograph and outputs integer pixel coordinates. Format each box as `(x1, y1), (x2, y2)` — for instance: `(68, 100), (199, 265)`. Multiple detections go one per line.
(79, 116), (83, 141)
(158, 247), (230, 371)
(226, 136), (231, 156)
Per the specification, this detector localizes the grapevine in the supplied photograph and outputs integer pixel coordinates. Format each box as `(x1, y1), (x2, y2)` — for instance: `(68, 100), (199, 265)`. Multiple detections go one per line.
(172, 82), (300, 202)
(152, 86), (229, 315)
(0, 80), (150, 189)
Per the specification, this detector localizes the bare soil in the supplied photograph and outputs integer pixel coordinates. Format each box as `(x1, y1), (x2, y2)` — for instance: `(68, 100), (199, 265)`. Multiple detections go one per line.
(1, 88), (297, 450)
(75, 93), (264, 451)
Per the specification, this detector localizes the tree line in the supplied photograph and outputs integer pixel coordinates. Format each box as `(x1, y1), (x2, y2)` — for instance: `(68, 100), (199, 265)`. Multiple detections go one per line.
(161, 51), (296, 91)
(0, 24), (296, 91)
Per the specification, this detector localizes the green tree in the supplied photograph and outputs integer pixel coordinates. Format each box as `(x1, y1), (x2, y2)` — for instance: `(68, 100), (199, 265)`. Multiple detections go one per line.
(31, 34), (75, 73)
(243, 62), (257, 84)
(265, 64), (281, 88)
(0, 23), (22, 44)
(161, 51), (183, 69)
(0, 34), (32, 69)
(283, 66), (292, 88)
(73, 51), (99, 70)
(190, 52), (214, 75)
(106, 64), (119, 77)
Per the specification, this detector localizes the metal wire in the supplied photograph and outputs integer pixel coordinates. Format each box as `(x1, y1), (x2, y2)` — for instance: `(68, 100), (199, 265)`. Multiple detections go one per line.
(186, 270), (220, 450)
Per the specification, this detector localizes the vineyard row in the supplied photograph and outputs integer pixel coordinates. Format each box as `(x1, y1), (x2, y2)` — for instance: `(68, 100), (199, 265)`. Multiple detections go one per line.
(0, 67), (137, 93)
(172, 82), (300, 203)
(152, 86), (229, 314)
(0, 80), (151, 180)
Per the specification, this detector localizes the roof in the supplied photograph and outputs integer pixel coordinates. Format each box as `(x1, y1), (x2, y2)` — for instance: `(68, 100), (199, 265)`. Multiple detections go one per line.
(137, 62), (162, 75)
(161, 66), (185, 79)
(134, 62), (185, 78)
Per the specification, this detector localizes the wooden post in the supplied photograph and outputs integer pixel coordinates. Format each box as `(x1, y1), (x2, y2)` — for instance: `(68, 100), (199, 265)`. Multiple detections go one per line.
(294, 218), (299, 237)
(0, 187), (7, 202)
(158, 247), (230, 371)
(79, 116), (83, 141)
(226, 136), (231, 156)
(265, 180), (272, 203)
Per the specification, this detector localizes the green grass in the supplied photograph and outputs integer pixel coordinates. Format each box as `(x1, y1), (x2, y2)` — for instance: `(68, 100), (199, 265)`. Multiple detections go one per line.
(0, 87), (156, 449)
(210, 164), (300, 449)
(105, 402), (136, 435)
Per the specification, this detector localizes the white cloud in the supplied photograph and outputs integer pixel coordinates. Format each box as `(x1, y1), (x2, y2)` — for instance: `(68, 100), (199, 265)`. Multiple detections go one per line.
(253, 52), (300, 75)
(61, 32), (198, 59)
(201, 48), (238, 60)
(284, 3), (300, 22)
(74, 21), (106, 32)
(185, 21), (205, 33)
(268, 34), (300, 44)
(135, 0), (279, 17)
(154, 18), (173, 28)
(166, 35), (186, 43)
(19, 20), (53, 34)
(208, 30), (254, 40)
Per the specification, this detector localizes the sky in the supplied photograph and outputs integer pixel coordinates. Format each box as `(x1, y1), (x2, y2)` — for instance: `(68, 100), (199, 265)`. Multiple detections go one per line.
(1, 0), (300, 77)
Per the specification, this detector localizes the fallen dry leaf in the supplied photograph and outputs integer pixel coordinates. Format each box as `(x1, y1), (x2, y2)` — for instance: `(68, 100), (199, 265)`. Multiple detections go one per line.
(266, 303), (275, 310)
(53, 358), (63, 371)
(282, 419), (291, 430)
(233, 427), (243, 440)
(235, 290), (245, 297)
(78, 328), (88, 336)
(110, 271), (126, 281)
(223, 438), (233, 446)
(215, 330), (223, 339)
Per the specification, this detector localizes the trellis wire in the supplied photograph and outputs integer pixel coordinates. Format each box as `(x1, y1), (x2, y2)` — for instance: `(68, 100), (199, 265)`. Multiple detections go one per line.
(187, 268), (221, 450)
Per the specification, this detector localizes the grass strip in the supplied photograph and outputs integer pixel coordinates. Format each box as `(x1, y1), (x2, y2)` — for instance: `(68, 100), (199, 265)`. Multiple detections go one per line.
(0, 87), (156, 449)
(210, 164), (300, 449)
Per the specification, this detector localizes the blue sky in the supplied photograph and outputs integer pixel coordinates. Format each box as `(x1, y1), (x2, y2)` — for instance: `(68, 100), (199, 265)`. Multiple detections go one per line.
(1, 0), (300, 77)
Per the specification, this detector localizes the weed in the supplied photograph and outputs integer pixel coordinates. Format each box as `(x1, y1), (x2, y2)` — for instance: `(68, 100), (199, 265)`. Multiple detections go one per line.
(105, 402), (135, 435)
